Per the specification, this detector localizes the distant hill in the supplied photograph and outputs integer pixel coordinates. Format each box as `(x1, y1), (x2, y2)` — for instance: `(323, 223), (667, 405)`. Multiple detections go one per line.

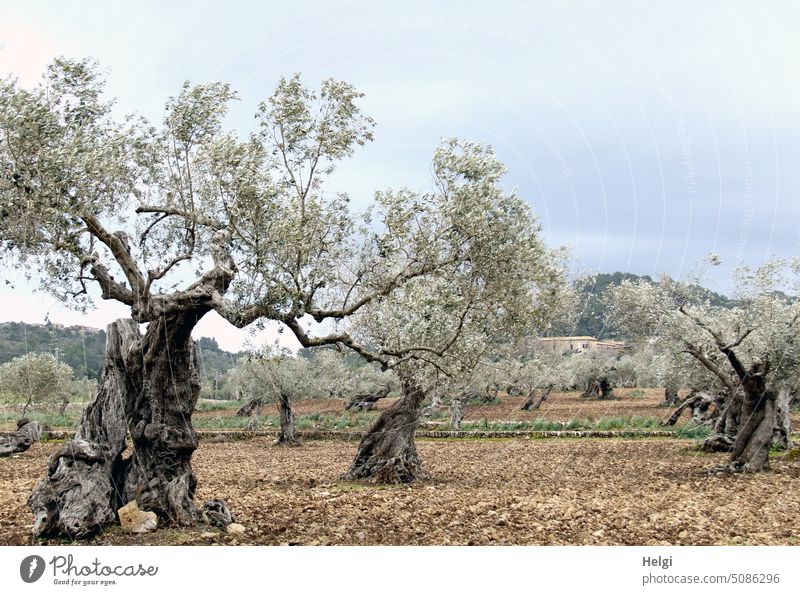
(0, 322), (244, 381)
(565, 272), (735, 339)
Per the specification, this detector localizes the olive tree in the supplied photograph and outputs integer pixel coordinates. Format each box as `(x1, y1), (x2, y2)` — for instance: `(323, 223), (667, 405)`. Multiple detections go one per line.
(606, 257), (799, 472)
(0, 352), (73, 416)
(334, 148), (565, 482)
(227, 348), (309, 443)
(1, 58), (561, 536)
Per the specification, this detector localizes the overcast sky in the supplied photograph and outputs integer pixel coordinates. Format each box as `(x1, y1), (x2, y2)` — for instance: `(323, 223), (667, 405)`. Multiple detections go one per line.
(1, 1), (798, 350)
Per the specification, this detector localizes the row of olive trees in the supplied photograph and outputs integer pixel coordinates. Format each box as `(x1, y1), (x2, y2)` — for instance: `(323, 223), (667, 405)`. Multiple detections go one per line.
(605, 257), (800, 472)
(0, 352), (95, 416)
(225, 346), (395, 441)
(1, 58), (565, 537)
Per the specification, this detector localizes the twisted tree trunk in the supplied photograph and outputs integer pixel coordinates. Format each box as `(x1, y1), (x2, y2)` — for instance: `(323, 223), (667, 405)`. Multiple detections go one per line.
(773, 387), (793, 451)
(0, 419), (42, 457)
(521, 385), (553, 410)
(342, 376), (429, 484)
(29, 319), (140, 538)
(236, 399), (263, 417)
(597, 377), (614, 399)
(120, 313), (201, 524)
(663, 385), (680, 406)
(345, 386), (390, 411)
(520, 389), (536, 411)
(273, 392), (299, 446)
(581, 377), (614, 400)
(662, 390), (718, 427)
(701, 391), (740, 452)
(450, 398), (465, 430)
(718, 362), (779, 473)
(29, 314), (206, 537)
(727, 387), (776, 472)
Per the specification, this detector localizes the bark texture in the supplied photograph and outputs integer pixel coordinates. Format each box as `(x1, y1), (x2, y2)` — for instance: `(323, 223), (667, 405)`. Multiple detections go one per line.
(772, 387), (793, 451)
(342, 377), (429, 484)
(29, 315), (205, 538)
(727, 388), (775, 472)
(662, 390), (718, 427)
(0, 419), (42, 457)
(700, 391), (740, 452)
(29, 319), (139, 538)
(450, 398), (465, 430)
(202, 498), (234, 527)
(716, 362), (779, 473)
(273, 393), (299, 446)
(120, 313), (201, 524)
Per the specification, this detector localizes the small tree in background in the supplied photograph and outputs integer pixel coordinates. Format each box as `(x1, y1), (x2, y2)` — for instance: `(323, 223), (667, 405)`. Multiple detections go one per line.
(227, 347), (309, 444)
(0, 352), (73, 416)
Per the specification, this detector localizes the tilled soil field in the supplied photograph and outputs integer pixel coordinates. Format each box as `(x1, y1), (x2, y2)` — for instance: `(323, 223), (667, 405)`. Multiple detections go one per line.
(2, 437), (799, 546)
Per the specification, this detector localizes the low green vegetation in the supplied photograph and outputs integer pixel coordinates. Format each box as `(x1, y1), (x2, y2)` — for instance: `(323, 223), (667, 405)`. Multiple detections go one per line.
(195, 399), (242, 412)
(2, 398), (717, 440)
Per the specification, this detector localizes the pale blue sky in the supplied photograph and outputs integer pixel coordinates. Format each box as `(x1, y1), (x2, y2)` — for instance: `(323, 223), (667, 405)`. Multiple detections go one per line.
(1, 1), (798, 348)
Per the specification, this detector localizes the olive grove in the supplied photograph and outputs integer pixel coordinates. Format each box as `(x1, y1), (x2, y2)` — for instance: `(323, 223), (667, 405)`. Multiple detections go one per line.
(606, 258), (799, 472)
(0, 59), (564, 537)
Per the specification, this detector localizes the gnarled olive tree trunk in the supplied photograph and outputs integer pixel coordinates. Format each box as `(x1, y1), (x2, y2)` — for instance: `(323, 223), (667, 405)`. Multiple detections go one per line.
(29, 313), (205, 537)
(701, 390), (741, 452)
(342, 376), (429, 483)
(345, 386), (390, 411)
(120, 312), (201, 524)
(719, 365), (790, 473)
(580, 376), (613, 400)
(273, 392), (299, 446)
(663, 390), (718, 427)
(236, 398), (263, 417)
(29, 319), (139, 538)
(450, 397), (465, 430)
(521, 385), (553, 410)
(663, 384), (680, 406)
(727, 386), (776, 472)
(773, 387), (793, 451)
(0, 419), (42, 457)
